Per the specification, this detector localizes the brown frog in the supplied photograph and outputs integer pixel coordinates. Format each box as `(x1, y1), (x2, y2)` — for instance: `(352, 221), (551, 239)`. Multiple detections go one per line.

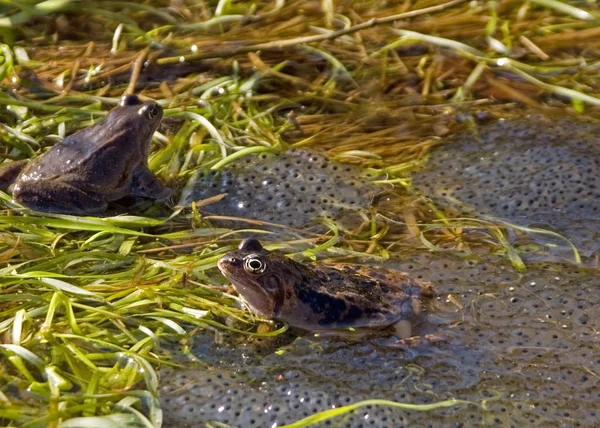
(218, 239), (436, 338)
(1, 95), (170, 215)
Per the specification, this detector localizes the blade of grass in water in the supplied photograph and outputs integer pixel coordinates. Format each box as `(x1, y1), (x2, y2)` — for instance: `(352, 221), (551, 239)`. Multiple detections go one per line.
(280, 398), (476, 427)
(210, 145), (273, 170)
(57, 413), (141, 428)
(529, 0), (597, 21)
(0, 215), (152, 236)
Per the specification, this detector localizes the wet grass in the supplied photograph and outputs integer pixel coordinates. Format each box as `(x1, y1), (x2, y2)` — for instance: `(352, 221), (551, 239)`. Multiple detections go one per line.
(278, 398), (481, 428)
(0, 0), (599, 426)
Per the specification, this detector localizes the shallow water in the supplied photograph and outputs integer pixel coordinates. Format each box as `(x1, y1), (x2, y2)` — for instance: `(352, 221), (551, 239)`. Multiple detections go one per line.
(160, 114), (600, 427)
(160, 251), (600, 426)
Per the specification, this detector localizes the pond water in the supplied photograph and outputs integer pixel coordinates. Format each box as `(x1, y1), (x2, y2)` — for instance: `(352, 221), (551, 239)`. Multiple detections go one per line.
(160, 115), (600, 427)
(161, 249), (600, 426)
(413, 115), (600, 260)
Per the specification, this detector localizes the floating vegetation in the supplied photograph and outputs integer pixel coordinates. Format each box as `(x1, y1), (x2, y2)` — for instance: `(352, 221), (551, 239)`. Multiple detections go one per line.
(0, 0), (599, 426)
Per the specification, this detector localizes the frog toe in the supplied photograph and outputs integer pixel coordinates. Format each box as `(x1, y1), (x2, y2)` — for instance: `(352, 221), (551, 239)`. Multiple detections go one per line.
(154, 186), (172, 201)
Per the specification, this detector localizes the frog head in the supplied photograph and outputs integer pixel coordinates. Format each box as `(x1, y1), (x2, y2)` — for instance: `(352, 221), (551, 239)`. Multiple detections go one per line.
(97, 95), (163, 159)
(218, 239), (294, 317)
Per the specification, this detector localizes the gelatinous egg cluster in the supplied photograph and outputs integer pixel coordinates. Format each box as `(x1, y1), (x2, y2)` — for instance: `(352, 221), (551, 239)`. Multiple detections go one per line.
(412, 116), (600, 256)
(179, 148), (382, 227)
(161, 251), (600, 427)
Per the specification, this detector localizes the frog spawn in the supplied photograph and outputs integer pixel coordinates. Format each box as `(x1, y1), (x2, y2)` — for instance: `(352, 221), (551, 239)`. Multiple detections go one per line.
(160, 370), (377, 428)
(160, 251), (600, 427)
(179, 149), (382, 228)
(160, 367), (441, 428)
(412, 116), (600, 257)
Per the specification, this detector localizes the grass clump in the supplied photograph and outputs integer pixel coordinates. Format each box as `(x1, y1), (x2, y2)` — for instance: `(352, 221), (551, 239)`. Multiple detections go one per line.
(0, 0), (598, 426)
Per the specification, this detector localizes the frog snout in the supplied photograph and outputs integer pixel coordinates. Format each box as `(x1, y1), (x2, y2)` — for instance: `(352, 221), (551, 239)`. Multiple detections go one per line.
(217, 256), (242, 272)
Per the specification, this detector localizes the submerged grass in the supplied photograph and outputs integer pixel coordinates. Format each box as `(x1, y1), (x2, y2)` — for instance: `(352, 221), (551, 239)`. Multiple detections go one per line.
(279, 398), (480, 428)
(0, 0), (599, 426)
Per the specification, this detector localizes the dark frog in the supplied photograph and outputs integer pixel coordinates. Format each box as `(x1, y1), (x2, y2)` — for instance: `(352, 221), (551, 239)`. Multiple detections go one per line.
(1, 95), (170, 215)
(218, 239), (436, 338)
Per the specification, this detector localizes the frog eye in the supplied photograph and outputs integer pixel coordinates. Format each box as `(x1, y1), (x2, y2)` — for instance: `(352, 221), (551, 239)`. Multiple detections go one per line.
(143, 105), (161, 120)
(138, 104), (161, 119)
(243, 255), (266, 274)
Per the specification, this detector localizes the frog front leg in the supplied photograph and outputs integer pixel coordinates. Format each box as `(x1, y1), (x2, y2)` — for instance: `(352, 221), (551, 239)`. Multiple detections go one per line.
(12, 180), (108, 215)
(131, 164), (171, 200)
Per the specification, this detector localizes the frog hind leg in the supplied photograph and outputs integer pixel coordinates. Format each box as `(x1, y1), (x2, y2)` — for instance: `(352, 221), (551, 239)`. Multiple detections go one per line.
(0, 160), (28, 192)
(131, 164), (171, 200)
(13, 180), (108, 215)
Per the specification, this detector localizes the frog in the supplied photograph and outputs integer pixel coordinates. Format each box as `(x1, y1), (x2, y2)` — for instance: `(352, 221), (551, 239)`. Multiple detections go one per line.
(1, 94), (170, 215)
(218, 239), (436, 339)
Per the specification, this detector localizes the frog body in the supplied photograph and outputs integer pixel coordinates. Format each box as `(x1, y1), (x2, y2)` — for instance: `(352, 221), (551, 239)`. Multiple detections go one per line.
(6, 95), (169, 215)
(218, 239), (435, 334)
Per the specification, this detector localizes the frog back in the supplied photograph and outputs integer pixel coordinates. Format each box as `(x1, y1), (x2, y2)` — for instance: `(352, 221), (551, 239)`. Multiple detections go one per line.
(282, 264), (426, 330)
(19, 124), (142, 190)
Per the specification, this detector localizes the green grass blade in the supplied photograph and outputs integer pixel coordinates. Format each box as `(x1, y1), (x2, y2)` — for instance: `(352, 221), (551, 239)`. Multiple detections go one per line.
(281, 398), (474, 427)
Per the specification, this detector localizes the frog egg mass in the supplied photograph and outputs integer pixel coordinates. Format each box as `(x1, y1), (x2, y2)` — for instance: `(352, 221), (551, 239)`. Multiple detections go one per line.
(412, 116), (600, 256)
(179, 148), (382, 227)
(160, 369), (412, 427)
